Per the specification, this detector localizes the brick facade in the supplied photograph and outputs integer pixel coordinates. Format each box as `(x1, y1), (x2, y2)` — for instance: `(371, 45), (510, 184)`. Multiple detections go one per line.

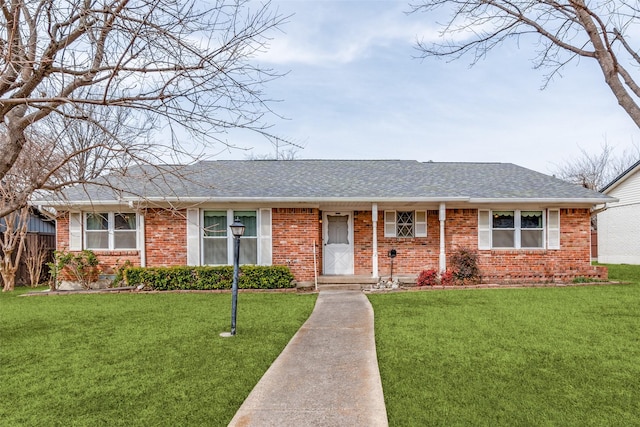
(56, 206), (605, 285)
(144, 208), (187, 266)
(272, 208), (321, 282)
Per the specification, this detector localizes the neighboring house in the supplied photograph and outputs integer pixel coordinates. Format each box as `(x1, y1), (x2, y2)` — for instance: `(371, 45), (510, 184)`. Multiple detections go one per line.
(0, 208), (56, 285)
(597, 160), (640, 264)
(39, 160), (614, 284)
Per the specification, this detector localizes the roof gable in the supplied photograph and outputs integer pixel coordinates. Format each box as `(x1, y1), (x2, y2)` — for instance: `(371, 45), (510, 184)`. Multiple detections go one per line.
(600, 159), (640, 194)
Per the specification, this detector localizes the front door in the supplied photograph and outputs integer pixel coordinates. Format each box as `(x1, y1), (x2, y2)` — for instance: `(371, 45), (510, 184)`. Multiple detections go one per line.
(323, 212), (354, 275)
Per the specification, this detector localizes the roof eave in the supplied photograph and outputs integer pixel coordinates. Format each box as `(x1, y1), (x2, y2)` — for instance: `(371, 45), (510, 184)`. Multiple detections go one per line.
(36, 195), (618, 208)
(468, 197), (618, 205)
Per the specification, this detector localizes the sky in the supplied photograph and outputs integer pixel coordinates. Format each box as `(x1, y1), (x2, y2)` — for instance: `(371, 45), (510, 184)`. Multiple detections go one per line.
(214, 0), (640, 175)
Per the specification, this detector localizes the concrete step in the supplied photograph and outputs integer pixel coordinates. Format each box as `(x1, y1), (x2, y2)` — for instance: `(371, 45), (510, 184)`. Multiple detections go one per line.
(316, 283), (364, 291)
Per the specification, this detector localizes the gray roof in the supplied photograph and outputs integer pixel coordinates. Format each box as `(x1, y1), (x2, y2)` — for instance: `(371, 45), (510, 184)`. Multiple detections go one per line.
(46, 160), (614, 205)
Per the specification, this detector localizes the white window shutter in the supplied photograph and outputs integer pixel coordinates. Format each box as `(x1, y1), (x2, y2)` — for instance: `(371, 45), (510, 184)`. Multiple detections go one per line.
(415, 210), (427, 237)
(259, 208), (272, 265)
(186, 208), (200, 266)
(547, 209), (560, 250)
(69, 212), (82, 251)
(384, 211), (396, 237)
(478, 210), (491, 250)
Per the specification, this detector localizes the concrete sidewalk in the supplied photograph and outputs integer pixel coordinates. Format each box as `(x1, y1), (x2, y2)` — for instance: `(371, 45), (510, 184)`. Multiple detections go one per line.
(228, 291), (388, 427)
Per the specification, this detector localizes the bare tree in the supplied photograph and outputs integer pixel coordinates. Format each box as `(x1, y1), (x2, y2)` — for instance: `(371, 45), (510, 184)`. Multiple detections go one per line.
(24, 235), (51, 288)
(553, 141), (640, 190)
(410, 1), (640, 128)
(0, 0), (287, 217)
(245, 135), (306, 160)
(0, 206), (29, 291)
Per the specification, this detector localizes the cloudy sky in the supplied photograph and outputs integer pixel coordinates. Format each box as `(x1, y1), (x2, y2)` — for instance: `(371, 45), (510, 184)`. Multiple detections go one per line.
(217, 0), (639, 175)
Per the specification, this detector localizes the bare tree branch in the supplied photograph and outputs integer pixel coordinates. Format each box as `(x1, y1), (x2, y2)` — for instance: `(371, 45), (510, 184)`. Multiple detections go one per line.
(410, 0), (640, 128)
(0, 0), (288, 187)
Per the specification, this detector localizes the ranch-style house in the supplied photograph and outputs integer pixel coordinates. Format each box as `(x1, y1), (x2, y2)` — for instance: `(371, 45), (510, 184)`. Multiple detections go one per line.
(41, 160), (615, 285)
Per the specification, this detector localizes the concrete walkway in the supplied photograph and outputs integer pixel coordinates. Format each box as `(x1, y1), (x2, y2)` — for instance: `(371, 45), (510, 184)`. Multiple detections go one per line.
(228, 291), (388, 427)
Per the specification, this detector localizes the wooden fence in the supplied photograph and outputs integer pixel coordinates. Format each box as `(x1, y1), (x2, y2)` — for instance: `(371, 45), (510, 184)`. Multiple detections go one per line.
(15, 233), (56, 286)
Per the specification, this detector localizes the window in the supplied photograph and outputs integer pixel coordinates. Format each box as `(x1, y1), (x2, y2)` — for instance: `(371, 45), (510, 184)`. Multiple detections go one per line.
(203, 211), (228, 265)
(85, 212), (137, 250)
(480, 209), (546, 249)
(202, 210), (259, 265)
(384, 210), (427, 238)
(520, 211), (544, 248)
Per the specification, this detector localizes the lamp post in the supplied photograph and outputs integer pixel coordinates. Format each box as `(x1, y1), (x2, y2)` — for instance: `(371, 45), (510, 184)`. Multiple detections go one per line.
(228, 218), (245, 336)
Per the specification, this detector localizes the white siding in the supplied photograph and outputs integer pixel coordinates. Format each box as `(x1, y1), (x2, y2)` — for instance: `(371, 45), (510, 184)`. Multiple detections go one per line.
(598, 203), (640, 264)
(598, 167), (640, 264)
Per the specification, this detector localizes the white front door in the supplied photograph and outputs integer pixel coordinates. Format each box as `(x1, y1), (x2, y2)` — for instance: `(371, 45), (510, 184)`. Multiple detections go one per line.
(323, 212), (354, 275)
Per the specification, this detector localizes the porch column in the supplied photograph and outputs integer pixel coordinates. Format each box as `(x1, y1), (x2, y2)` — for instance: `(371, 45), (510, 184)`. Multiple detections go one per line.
(372, 203), (379, 278)
(439, 203), (446, 273)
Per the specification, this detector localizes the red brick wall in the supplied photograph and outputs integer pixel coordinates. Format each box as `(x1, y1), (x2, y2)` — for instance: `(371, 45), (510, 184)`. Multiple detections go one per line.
(144, 208), (187, 266)
(354, 208), (602, 283)
(55, 213), (141, 278)
(56, 212), (70, 252)
(272, 208), (321, 282)
(460, 208), (604, 282)
(56, 207), (604, 284)
(360, 210), (440, 276)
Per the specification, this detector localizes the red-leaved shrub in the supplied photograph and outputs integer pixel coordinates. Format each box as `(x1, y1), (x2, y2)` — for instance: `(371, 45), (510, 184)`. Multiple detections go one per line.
(417, 269), (439, 287)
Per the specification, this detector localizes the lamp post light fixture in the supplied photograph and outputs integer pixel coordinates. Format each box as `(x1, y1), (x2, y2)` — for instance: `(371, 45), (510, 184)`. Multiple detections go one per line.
(222, 217), (245, 337)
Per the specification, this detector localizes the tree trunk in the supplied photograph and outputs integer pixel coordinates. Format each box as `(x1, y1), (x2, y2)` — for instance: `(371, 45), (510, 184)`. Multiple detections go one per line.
(1, 252), (16, 292)
(568, 2), (640, 128)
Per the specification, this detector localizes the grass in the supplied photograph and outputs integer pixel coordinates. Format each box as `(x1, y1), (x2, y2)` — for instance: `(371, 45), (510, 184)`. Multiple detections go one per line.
(369, 264), (640, 426)
(0, 289), (316, 426)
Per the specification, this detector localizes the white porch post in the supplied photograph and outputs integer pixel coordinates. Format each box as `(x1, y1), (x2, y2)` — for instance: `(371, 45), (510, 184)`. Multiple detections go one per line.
(439, 203), (446, 273)
(372, 203), (379, 278)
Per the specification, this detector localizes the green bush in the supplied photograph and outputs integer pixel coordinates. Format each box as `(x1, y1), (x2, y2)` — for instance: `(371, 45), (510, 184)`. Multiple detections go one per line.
(48, 250), (100, 290)
(124, 265), (294, 291)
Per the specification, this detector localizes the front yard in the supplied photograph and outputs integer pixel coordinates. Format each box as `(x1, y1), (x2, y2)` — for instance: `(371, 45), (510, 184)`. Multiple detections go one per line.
(2, 265), (639, 426)
(369, 264), (640, 426)
(0, 291), (316, 426)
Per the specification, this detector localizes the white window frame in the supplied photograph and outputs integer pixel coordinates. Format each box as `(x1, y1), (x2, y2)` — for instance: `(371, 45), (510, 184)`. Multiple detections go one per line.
(84, 212), (138, 250)
(479, 209), (549, 250)
(200, 209), (271, 266)
(384, 210), (427, 238)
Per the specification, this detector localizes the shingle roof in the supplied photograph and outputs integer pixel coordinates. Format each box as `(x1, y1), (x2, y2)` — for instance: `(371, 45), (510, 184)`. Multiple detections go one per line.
(48, 160), (614, 204)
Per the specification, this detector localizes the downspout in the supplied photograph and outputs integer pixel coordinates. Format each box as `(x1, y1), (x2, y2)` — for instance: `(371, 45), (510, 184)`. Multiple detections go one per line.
(372, 203), (378, 278)
(439, 203), (446, 273)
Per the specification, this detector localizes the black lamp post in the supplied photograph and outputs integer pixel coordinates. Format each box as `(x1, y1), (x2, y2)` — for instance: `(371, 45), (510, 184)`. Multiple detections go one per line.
(228, 218), (245, 336)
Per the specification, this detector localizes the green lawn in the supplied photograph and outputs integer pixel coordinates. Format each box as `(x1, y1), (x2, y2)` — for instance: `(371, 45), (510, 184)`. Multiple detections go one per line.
(0, 290), (316, 426)
(369, 264), (640, 426)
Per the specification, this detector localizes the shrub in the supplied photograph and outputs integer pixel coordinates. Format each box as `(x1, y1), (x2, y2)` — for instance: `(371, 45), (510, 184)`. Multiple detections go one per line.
(49, 250), (100, 290)
(417, 269), (439, 287)
(111, 260), (133, 288)
(124, 265), (294, 291)
(450, 247), (481, 285)
(440, 270), (455, 286)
